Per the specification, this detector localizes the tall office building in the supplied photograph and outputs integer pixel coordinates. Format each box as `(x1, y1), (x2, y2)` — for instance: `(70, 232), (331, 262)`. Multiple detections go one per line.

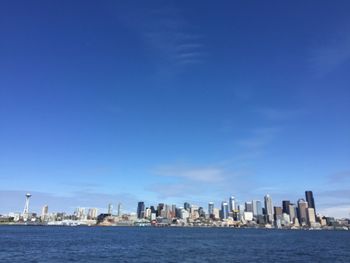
(108, 203), (113, 215)
(184, 202), (191, 211)
(117, 203), (122, 217)
(252, 200), (263, 216)
(137, 202), (145, 219)
(41, 205), (48, 221)
(297, 199), (308, 225)
(307, 208), (316, 225)
(221, 201), (229, 219)
(288, 203), (297, 222)
(87, 208), (98, 219)
(229, 196), (236, 212)
(208, 202), (214, 216)
(282, 200), (290, 214)
(171, 204), (177, 218)
(305, 191), (316, 214)
(274, 206), (283, 221)
(245, 201), (253, 213)
(157, 203), (164, 217)
(264, 194), (274, 223)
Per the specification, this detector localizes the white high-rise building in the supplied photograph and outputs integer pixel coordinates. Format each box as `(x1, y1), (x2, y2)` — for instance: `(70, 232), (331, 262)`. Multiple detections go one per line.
(117, 203), (122, 217)
(307, 208), (316, 225)
(264, 194), (274, 223)
(41, 205), (48, 221)
(87, 208), (98, 219)
(229, 196), (236, 212)
(213, 208), (220, 219)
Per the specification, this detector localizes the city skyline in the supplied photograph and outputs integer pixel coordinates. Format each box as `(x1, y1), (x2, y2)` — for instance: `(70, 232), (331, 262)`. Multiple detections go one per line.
(2, 190), (348, 230)
(1, 190), (347, 221)
(1, 1), (350, 218)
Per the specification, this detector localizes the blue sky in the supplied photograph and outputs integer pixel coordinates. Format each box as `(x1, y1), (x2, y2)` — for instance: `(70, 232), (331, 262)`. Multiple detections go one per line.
(0, 1), (349, 217)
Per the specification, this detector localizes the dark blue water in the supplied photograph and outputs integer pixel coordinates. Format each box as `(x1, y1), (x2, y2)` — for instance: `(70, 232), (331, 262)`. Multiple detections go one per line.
(0, 226), (349, 262)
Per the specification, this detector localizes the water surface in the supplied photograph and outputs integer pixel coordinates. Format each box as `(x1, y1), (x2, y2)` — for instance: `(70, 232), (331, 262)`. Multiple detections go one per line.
(0, 226), (349, 262)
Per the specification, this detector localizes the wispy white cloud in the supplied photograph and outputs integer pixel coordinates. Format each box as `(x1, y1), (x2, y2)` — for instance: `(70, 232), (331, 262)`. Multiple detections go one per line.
(328, 170), (350, 184)
(153, 165), (226, 183)
(309, 33), (350, 76)
(254, 107), (305, 121)
(236, 126), (281, 149)
(117, 3), (205, 70)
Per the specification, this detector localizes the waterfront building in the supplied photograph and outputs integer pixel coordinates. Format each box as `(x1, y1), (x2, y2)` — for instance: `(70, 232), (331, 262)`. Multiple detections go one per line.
(108, 203), (113, 215)
(221, 201), (229, 219)
(288, 204), (297, 223)
(171, 204), (176, 218)
(145, 208), (151, 219)
(213, 208), (220, 219)
(245, 201), (253, 213)
(282, 200), (290, 214)
(137, 202), (145, 219)
(238, 204), (244, 221)
(198, 207), (205, 218)
(297, 199), (308, 225)
(181, 208), (189, 220)
(305, 191), (316, 215)
(190, 205), (199, 220)
(208, 202), (214, 216)
(273, 206), (282, 228)
(252, 200), (263, 216)
(41, 205), (48, 221)
(75, 207), (86, 220)
(175, 208), (182, 218)
(281, 213), (291, 226)
(243, 211), (253, 221)
(157, 203), (164, 217)
(274, 206), (282, 221)
(264, 194), (274, 224)
(307, 208), (316, 225)
(117, 203), (122, 217)
(184, 202), (191, 211)
(87, 208), (98, 220)
(151, 212), (156, 221)
(162, 204), (172, 219)
(229, 196), (236, 212)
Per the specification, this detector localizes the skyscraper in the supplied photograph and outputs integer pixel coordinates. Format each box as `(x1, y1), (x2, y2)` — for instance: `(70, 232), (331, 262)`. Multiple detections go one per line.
(229, 196), (236, 212)
(282, 200), (290, 214)
(264, 194), (274, 223)
(87, 208), (98, 219)
(288, 203), (297, 223)
(245, 201), (253, 213)
(157, 203), (164, 217)
(221, 201), (229, 219)
(208, 202), (214, 216)
(252, 200), (263, 216)
(137, 202), (145, 219)
(108, 203), (113, 215)
(117, 203), (122, 217)
(297, 199), (308, 225)
(307, 208), (316, 226)
(41, 205), (48, 221)
(305, 191), (316, 214)
(184, 202), (191, 211)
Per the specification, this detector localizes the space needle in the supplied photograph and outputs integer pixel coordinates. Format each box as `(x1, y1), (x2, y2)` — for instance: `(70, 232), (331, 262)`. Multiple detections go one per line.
(23, 193), (32, 221)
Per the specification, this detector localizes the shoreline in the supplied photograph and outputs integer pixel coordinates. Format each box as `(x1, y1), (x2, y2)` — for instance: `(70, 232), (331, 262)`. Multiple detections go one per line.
(0, 223), (348, 231)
